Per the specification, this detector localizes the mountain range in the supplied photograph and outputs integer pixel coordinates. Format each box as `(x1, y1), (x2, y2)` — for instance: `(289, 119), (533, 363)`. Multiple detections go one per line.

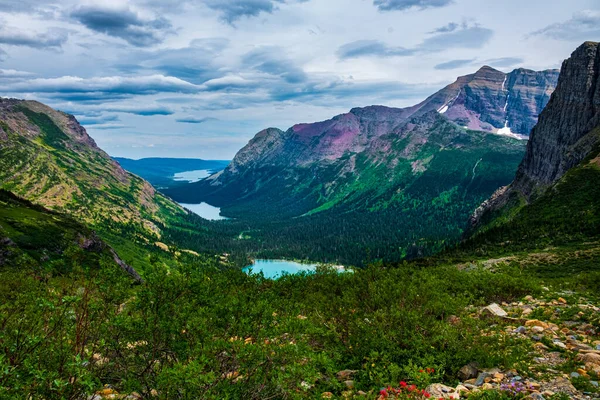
(163, 64), (559, 263)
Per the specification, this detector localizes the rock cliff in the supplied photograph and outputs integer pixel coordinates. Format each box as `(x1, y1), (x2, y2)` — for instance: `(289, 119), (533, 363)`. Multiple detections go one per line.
(469, 41), (600, 230)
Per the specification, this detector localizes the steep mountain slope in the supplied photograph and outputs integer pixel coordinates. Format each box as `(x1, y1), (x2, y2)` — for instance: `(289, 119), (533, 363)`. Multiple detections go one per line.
(469, 41), (600, 235)
(0, 189), (141, 281)
(0, 98), (193, 268)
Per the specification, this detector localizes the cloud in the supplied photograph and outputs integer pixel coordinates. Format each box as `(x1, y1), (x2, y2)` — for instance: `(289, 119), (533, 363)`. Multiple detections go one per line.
(242, 46), (307, 83)
(103, 105), (174, 116)
(373, 0), (453, 12)
(337, 40), (416, 59)
(71, 5), (173, 46)
(77, 114), (120, 125)
(420, 25), (493, 51)
(0, 48), (6, 61)
(6, 75), (199, 95)
(176, 117), (214, 124)
(0, 26), (68, 50)
(429, 22), (459, 33)
(529, 10), (600, 41)
(204, 0), (306, 24)
(484, 57), (524, 68)
(0, 69), (35, 78)
(434, 59), (475, 70)
(337, 23), (492, 60)
(121, 38), (230, 84)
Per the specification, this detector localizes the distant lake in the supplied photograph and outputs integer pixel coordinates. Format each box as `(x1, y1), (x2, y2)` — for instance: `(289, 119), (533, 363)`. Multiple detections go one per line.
(179, 202), (228, 221)
(243, 259), (318, 279)
(172, 169), (211, 183)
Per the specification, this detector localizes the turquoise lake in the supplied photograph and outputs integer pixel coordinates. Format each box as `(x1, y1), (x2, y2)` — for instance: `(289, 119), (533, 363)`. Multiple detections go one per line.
(179, 202), (228, 221)
(172, 169), (211, 183)
(243, 259), (318, 279)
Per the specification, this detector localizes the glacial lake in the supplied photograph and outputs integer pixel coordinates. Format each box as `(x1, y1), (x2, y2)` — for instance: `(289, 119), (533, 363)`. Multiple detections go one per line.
(172, 169), (211, 183)
(179, 202), (228, 221)
(243, 259), (319, 279)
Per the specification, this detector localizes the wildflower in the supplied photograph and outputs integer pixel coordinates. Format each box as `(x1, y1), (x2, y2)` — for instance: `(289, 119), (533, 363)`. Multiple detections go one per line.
(423, 391), (431, 398)
(400, 381), (407, 387)
(379, 389), (388, 397)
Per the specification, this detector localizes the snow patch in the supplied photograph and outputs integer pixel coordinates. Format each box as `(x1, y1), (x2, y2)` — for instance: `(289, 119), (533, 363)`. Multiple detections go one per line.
(496, 123), (526, 140)
(437, 90), (461, 114)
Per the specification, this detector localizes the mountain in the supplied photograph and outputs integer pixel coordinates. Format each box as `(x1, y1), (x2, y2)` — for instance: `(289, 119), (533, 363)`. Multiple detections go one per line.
(0, 189), (142, 281)
(412, 66), (559, 137)
(468, 41), (600, 238)
(160, 65), (557, 264)
(113, 157), (229, 188)
(0, 98), (195, 269)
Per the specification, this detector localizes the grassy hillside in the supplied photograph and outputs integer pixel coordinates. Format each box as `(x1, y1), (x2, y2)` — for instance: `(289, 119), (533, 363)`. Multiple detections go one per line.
(0, 99), (215, 272)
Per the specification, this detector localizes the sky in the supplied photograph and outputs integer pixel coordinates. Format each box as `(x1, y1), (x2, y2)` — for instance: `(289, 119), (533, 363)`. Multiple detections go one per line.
(0, 0), (599, 160)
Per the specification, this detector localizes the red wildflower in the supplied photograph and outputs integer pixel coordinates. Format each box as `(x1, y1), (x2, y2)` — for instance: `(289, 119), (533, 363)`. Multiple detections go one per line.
(379, 389), (388, 398)
(423, 391), (431, 398)
(400, 381), (407, 387)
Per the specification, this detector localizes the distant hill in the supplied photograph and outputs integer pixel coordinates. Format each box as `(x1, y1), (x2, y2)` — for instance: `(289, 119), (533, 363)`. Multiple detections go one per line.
(114, 157), (229, 188)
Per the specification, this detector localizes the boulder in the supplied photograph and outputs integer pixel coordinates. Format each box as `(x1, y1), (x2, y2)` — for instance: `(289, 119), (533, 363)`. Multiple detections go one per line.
(483, 303), (508, 318)
(457, 363), (479, 381)
(425, 384), (459, 399)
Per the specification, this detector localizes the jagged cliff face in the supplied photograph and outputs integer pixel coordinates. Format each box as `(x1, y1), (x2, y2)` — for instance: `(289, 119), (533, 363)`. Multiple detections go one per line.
(513, 42), (600, 197)
(413, 66), (559, 137)
(469, 41), (600, 231)
(0, 98), (185, 235)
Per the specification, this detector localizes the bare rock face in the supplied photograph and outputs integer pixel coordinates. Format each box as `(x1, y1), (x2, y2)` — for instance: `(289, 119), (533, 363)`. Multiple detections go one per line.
(412, 66), (558, 136)
(514, 41), (600, 198)
(469, 41), (600, 230)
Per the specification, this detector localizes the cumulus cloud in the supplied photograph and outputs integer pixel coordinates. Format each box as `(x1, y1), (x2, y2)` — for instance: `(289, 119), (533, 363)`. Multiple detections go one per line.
(434, 59), (475, 70)
(530, 10), (600, 41)
(0, 26), (68, 50)
(204, 0), (307, 24)
(337, 40), (416, 59)
(373, 0), (453, 12)
(70, 5), (173, 46)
